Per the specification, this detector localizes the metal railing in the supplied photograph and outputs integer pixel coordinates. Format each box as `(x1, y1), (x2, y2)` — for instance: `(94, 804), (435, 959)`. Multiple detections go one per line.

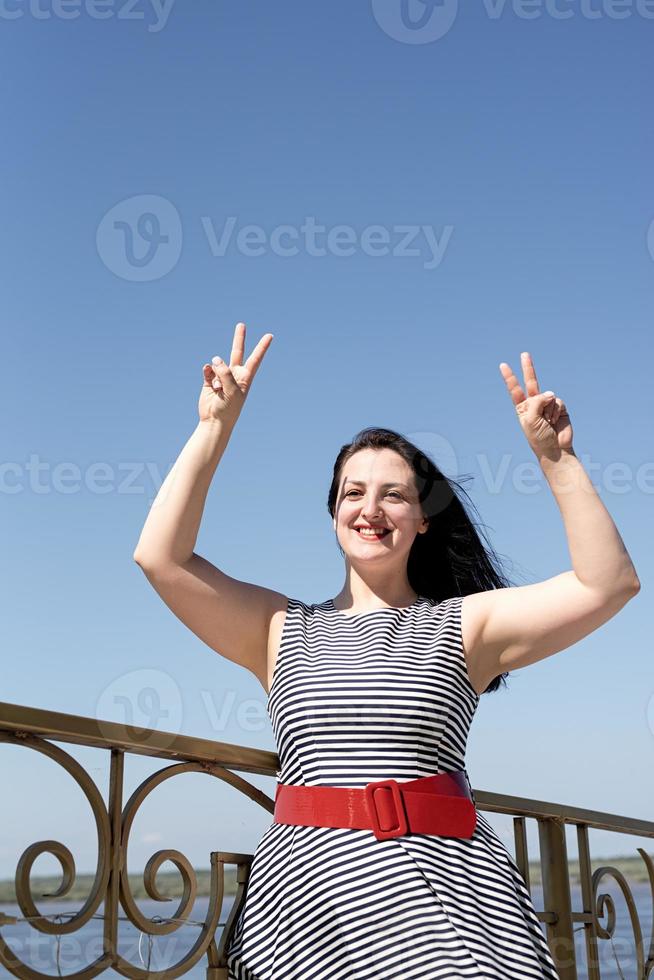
(0, 701), (652, 979)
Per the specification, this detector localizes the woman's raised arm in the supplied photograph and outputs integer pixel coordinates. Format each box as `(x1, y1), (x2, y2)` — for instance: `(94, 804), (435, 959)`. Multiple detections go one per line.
(133, 323), (286, 684)
(461, 352), (640, 693)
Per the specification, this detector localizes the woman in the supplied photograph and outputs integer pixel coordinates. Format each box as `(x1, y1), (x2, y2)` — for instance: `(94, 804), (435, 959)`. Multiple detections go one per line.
(133, 322), (640, 979)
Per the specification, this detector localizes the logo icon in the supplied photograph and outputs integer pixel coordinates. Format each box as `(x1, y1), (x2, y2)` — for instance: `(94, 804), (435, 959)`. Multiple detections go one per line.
(647, 218), (654, 264)
(96, 194), (182, 281)
(371, 0), (459, 44)
(95, 668), (184, 747)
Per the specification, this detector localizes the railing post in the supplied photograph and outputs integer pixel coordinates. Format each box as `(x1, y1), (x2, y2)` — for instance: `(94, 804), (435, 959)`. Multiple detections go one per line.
(538, 816), (578, 979)
(104, 748), (123, 963)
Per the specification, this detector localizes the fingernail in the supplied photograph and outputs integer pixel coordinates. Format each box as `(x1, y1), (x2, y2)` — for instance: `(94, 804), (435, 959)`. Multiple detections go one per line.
(212, 356), (222, 364)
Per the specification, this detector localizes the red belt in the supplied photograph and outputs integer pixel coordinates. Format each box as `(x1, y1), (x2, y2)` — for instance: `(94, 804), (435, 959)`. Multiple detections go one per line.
(273, 771), (477, 841)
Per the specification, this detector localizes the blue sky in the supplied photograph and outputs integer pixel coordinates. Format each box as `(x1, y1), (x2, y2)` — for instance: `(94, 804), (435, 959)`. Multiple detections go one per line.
(2, 0), (653, 882)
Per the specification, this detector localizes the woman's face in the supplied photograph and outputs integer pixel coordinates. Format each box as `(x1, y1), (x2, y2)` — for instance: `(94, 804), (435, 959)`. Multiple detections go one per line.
(333, 447), (428, 564)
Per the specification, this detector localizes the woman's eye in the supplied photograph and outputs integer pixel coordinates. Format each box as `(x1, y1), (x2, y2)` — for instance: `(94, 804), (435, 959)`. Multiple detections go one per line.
(345, 490), (401, 498)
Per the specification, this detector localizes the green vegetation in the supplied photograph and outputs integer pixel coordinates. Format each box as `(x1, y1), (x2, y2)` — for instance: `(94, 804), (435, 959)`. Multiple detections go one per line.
(0, 867), (240, 904)
(0, 855), (651, 905)
(525, 854), (652, 887)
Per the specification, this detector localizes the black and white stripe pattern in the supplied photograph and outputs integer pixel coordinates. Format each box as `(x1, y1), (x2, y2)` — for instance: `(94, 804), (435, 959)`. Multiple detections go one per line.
(226, 595), (560, 979)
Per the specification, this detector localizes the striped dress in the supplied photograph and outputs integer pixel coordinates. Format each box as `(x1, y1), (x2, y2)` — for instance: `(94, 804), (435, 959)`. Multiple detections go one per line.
(226, 594), (560, 979)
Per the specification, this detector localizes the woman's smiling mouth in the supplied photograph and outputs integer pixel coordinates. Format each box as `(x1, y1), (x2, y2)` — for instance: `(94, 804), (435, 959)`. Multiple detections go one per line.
(353, 527), (391, 539)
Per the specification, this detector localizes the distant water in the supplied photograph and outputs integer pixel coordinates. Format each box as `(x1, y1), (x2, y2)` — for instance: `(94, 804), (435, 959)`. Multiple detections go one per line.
(0, 884), (651, 978)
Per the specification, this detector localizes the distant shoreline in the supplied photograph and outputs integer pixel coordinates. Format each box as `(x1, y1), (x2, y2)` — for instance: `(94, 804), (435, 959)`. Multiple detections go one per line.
(0, 856), (649, 903)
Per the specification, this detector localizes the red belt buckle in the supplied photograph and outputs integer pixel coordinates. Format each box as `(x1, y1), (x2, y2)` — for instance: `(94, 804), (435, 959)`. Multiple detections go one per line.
(364, 778), (409, 840)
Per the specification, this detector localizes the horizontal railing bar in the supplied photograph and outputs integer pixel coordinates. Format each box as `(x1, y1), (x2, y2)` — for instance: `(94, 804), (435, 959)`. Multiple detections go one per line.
(0, 701), (278, 775)
(474, 790), (654, 838)
(2, 702), (653, 837)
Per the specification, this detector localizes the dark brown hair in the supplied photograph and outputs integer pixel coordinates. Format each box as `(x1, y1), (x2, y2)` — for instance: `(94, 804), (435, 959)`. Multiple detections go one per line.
(326, 426), (512, 695)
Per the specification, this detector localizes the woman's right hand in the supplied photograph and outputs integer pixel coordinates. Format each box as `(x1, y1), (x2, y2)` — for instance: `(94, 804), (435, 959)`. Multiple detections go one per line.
(199, 322), (273, 425)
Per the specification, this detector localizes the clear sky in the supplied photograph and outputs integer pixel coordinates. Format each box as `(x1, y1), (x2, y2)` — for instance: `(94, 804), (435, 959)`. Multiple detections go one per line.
(2, 1), (653, 881)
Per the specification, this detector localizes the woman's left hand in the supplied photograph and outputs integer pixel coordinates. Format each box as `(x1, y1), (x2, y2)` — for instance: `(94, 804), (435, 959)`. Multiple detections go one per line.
(499, 352), (574, 459)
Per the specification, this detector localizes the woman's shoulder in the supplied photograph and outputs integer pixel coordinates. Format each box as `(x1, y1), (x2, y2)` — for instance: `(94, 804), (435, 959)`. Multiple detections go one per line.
(277, 596), (334, 619)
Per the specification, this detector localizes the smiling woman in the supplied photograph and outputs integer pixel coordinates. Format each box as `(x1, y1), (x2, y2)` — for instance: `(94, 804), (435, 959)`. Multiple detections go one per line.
(133, 325), (638, 979)
(325, 426), (516, 692)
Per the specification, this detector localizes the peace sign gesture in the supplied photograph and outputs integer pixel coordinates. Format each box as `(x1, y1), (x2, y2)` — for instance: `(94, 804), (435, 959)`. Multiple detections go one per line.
(499, 352), (573, 460)
(199, 322), (273, 425)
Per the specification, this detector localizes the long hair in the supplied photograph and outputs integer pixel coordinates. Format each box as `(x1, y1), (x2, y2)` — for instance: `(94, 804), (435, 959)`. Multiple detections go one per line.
(326, 426), (512, 695)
